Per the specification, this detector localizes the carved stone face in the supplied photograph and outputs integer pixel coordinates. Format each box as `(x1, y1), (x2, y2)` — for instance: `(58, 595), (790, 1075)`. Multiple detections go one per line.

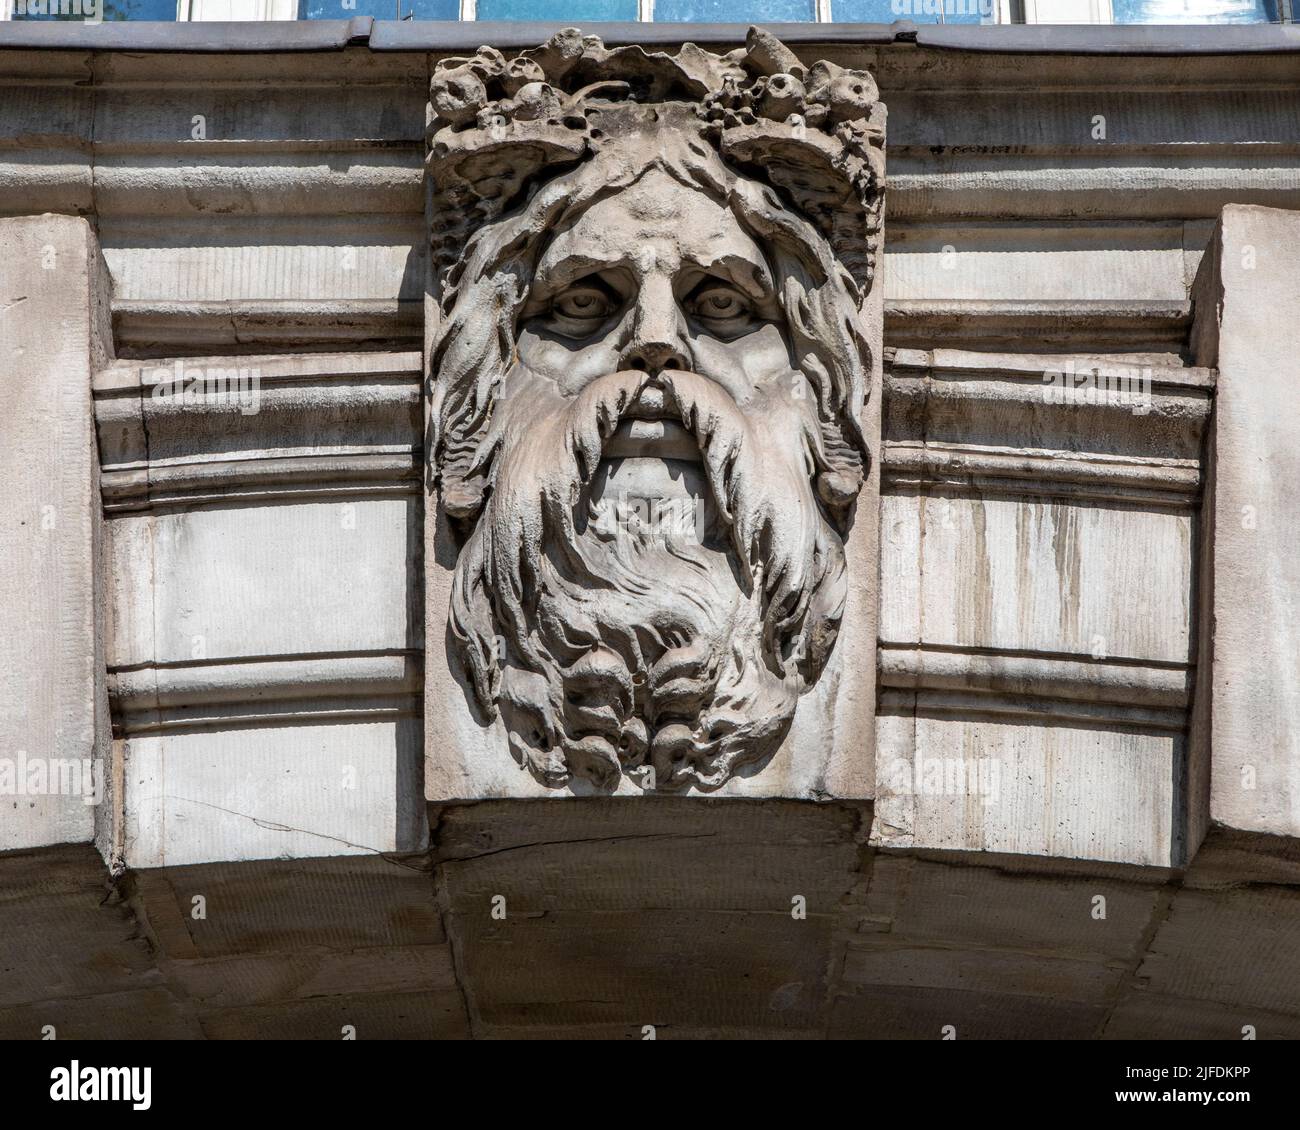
(514, 167), (823, 546)
(433, 132), (871, 793)
(517, 168), (801, 410)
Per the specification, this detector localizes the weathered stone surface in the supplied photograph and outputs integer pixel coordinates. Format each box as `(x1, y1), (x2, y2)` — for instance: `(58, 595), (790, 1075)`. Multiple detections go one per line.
(1101, 830), (1300, 1039)
(124, 856), (468, 1039)
(887, 220), (1196, 304)
(425, 30), (884, 799)
(0, 844), (200, 1040)
(834, 849), (1170, 1039)
(0, 844), (154, 1012)
(872, 346), (1210, 866)
(7, 36), (1297, 362)
(4, 824), (1295, 1040)
(124, 854), (467, 1040)
(197, 991), (462, 1041)
(831, 984), (1111, 1041)
(122, 720), (425, 869)
(431, 799), (869, 1038)
(1193, 205), (1300, 840)
(88, 349), (426, 868)
(90, 50), (427, 356)
(875, 713), (1182, 866)
(879, 495), (1194, 662)
(1101, 993), (1300, 1040)
(0, 215), (111, 853)
(3, 30), (1300, 1041)
(106, 499), (419, 667)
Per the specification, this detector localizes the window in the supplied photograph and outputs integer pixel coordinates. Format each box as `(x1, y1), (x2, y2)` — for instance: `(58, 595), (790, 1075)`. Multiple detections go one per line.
(299, 0), (456, 16)
(832, 0), (995, 21)
(653, 0), (815, 19)
(1110, 0), (1279, 21)
(476, 0), (635, 18)
(10, 0), (177, 17)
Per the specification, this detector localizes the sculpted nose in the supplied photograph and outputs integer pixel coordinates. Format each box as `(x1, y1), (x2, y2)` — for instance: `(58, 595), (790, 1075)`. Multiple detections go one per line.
(621, 275), (689, 375)
(623, 341), (687, 374)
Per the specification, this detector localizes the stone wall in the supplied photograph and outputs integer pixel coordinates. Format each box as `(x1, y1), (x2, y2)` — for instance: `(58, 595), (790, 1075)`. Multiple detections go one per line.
(1, 30), (1299, 871)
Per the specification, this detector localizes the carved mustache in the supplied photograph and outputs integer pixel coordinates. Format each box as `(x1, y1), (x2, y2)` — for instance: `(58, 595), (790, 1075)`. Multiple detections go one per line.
(562, 369), (799, 541)
(454, 362), (850, 790)
(477, 366), (839, 683)
(550, 368), (831, 655)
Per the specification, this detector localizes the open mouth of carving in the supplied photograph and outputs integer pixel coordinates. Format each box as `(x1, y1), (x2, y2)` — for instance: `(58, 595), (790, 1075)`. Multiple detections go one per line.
(603, 418), (699, 462)
(600, 378), (703, 464)
(589, 376), (720, 541)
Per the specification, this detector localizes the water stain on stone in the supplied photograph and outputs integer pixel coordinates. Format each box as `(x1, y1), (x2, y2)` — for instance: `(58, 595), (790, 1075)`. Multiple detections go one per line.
(1050, 502), (1082, 643)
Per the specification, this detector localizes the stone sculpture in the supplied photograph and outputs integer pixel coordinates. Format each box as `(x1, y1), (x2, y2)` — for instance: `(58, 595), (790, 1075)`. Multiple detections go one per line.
(426, 27), (885, 791)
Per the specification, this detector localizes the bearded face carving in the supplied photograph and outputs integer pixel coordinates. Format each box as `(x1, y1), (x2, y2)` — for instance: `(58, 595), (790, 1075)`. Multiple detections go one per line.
(427, 29), (884, 794)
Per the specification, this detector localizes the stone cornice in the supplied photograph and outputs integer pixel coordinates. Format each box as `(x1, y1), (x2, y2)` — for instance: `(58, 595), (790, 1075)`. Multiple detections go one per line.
(93, 350), (422, 511)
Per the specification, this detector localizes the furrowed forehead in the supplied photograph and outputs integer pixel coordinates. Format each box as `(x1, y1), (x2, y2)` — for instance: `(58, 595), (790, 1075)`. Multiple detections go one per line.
(533, 170), (774, 295)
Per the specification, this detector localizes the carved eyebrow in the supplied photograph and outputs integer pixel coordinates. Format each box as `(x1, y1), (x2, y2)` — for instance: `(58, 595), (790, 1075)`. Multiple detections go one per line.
(530, 244), (772, 303)
(531, 251), (631, 299)
(686, 252), (774, 300)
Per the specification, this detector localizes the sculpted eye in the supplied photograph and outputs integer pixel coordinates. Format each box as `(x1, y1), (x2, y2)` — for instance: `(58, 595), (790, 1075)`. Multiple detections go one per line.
(553, 287), (615, 322)
(690, 286), (751, 322)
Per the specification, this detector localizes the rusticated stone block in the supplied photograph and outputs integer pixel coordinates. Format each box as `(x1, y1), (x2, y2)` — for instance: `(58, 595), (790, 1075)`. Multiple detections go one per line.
(0, 215), (111, 853)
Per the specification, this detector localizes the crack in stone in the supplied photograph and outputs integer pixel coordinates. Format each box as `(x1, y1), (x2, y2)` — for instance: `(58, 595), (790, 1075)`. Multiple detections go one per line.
(433, 831), (719, 866)
(158, 795), (386, 856)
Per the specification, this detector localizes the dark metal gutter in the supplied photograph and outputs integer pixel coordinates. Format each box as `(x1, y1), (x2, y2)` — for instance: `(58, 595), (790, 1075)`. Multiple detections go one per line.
(0, 18), (1297, 55)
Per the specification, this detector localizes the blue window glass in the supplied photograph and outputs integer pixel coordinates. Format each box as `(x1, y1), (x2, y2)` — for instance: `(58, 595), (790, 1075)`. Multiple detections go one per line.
(12, 0), (176, 17)
(830, 0), (993, 21)
(654, 0), (814, 20)
(1111, 0), (1277, 20)
(478, 0), (637, 16)
(300, 0), (458, 16)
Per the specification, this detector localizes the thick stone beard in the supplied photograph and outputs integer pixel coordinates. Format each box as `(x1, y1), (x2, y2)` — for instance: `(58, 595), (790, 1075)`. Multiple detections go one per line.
(449, 368), (849, 791)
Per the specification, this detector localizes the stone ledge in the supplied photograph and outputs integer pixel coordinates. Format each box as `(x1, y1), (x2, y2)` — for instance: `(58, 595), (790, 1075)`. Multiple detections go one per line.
(879, 643), (1191, 711)
(110, 299), (423, 356)
(109, 651), (422, 736)
(3, 822), (1296, 1039)
(884, 299), (1194, 353)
